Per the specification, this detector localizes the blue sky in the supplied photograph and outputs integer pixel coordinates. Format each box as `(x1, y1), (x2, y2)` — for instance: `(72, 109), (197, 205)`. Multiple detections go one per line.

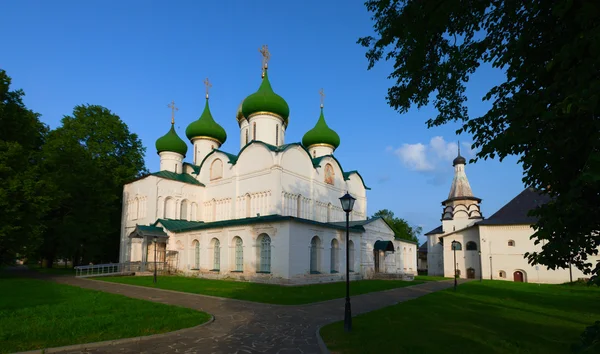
(1, 0), (526, 244)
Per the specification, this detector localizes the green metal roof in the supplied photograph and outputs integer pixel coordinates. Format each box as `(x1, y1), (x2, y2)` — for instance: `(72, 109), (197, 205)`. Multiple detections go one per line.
(183, 162), (201, 175)
(374, 240), (395, 251)
(241, 70), (290, 124)
(153, 214), (367, 234)
(151, 170), (204, 186)
(185, 98), (227, 144)
(302, 107), (340, 149)
(155, 124), (188, 156)
(129, 225), (168, 239)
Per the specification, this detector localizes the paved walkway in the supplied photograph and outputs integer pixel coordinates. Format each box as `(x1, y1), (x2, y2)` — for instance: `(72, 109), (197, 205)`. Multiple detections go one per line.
(17, 269), (459, 354)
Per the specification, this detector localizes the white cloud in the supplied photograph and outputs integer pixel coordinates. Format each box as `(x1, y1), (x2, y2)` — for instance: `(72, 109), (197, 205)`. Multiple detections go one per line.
(390, 136), (475, 173)
(394, 143), (434, 171)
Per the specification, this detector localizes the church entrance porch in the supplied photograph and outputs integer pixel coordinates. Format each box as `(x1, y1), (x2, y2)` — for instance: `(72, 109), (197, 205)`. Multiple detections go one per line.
(373, 240), (395, 273)
(513, 271), (524, 282)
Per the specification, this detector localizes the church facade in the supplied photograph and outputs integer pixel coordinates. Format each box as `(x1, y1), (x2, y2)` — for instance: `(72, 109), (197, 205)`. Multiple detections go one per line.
(119, 47), (417, 284)
(425, 152), (599, 284)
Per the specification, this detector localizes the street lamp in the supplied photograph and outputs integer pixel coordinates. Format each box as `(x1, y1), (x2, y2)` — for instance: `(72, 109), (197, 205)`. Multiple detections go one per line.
(451, 240), (458, 291)
(339, 192), (356, 333)
(478, 250), (483, 282)
(153, 236), (158, 284)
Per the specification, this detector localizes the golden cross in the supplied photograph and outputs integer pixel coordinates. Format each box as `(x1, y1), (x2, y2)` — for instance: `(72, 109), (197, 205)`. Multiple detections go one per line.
(259, 44), (270, 71)
(319, 88), (325, 108)
(168, 100), (178, 124)
(203, 77), (212, 99)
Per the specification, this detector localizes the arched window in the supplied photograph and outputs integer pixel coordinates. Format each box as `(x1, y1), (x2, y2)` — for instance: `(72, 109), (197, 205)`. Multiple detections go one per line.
(348, 240), (355, 272)
(313, 150), (316, 158)
(451, 241), (462, 251)
(310, 236), (321, 274)
(212, 238), (220, 271)
(165, 198), (176, 219)
(234, 237), (243, 272)
(466, 241), (477, 251)
(258, 234), (271, 273)
(191, 203), (198, 221)
(210, 159), (223, 180)
(253, 122), (256, 140)
(275, 124), (279, 145)
(499, 270), (506, 278)
(245, 129), (249, 144)
(133, 198), (140, 220)
(508, 240), (515, 247)
(180, 200), (189, 220)
(330, 239), (339, 273)
(324, 163), (334, 185)
(192, 240), (200, 269)
(327, 203), (332, 222)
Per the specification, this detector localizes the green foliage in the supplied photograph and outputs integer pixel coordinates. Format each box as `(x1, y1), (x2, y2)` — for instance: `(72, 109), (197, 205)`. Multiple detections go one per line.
(0, 273), (210, 353)
(0, 69), (50, 264)
(573, 321), (600, 353)
(371, 209), (420, 242)
(101, 276), (422, 305)
(359, 1), (600, 281)
(321, 280), (600, 354)
(42, 105), (148, 265)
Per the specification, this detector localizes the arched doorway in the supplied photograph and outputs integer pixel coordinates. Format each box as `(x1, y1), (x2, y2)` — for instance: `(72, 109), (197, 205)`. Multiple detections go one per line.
(513, 271), (524, 282)
(467, 267), (476, 279)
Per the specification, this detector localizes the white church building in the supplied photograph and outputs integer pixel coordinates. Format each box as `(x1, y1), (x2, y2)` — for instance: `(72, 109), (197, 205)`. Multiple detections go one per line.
(119, 47), (417, 284)
(425, 151), (599, 284)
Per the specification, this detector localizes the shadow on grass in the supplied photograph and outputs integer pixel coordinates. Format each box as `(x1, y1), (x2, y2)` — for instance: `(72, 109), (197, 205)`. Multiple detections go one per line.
(320, 281), (600, 354)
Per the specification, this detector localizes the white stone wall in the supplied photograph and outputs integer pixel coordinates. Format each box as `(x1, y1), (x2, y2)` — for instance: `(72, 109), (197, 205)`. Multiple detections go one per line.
(192, 138), (221, 166)
(441, 226), (481, 279)
(159, 151), (184, 173)
(427, 235), (444, 276)
(248, 114), (285, 146)
(479, 225), (600, 284)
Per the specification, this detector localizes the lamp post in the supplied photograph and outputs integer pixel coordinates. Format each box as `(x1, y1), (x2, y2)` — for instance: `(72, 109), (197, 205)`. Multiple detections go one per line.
(153, 236), (158, 284)
(451, 240), (457, 291)
(478, 250), (483, 282)
(339, 192), (356, 333)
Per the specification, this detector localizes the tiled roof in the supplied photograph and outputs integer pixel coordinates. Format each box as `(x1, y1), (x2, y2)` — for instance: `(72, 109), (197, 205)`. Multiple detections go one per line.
(151, 170), (204, 186)
(477, 187), (551, 225)
(418, 242), (428, 253)
(154, 214), (367, 234)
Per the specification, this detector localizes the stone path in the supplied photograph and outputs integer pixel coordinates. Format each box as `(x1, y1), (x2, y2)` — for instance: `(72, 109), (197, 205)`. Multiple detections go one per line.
(17, 269), (460, 354)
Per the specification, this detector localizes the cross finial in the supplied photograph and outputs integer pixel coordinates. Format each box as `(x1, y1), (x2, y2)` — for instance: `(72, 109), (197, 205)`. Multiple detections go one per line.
(319, 88), (325, 108)
(259, 44), (270, 77)
(203, 77), (212, 99)
(168, 100), (178, 124)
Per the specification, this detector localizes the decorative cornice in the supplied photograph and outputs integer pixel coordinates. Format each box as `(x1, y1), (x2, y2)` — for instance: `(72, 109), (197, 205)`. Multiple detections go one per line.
(190, 136), (223, 145)
(308, 143), (335, 150)
(247, 111), (285, 122)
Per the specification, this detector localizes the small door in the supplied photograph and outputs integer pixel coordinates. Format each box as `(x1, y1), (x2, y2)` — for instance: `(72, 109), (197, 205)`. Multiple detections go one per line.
(513, 271), (524, 282)
(467, 268), (475, 279)
(374, 250), (380, 273)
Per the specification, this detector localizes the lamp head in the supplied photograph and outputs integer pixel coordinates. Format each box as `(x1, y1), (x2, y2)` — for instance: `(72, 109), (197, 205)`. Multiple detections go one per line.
(339, 192), (356, 213)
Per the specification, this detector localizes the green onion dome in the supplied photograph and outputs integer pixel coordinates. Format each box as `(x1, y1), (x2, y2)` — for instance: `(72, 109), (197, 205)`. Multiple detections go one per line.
(302, 107), (340, 150)
(185, 98), (227, 144)
(156, 123), (188, 156)
(241, 70), (290, 125)
(236, 98), (245, 125)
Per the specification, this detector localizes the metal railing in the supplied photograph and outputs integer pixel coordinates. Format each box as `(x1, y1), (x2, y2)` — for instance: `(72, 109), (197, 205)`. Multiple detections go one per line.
(74, 261), (171, 278)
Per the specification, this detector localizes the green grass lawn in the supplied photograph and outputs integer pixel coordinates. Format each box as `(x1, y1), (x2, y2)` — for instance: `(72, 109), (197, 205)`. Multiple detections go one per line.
(99, 276), (424, 305)
(0, 273), (211, 354)
(320, 280), (600, 354)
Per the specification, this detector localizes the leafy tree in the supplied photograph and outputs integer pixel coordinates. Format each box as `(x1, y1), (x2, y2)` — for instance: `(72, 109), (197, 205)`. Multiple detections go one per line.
(372, 209), (421, 242)
(0, 69), (50, 264)
(42, 105), (147, 266)
(359, 1), (600, 282)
